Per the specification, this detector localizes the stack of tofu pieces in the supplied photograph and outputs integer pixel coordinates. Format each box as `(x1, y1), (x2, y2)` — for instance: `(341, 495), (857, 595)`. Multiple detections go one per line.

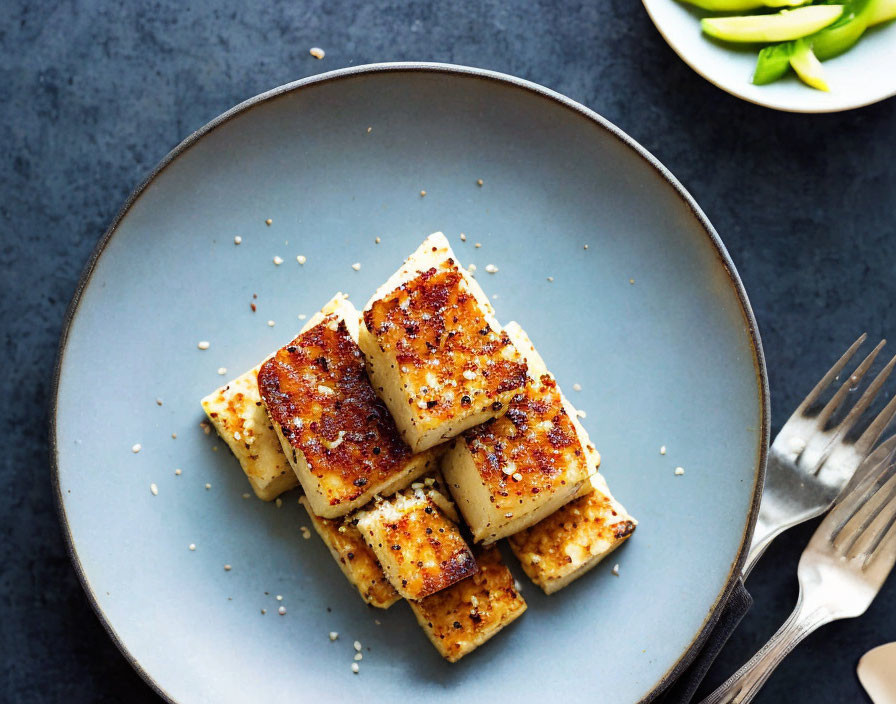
(202, 233), (636, 662)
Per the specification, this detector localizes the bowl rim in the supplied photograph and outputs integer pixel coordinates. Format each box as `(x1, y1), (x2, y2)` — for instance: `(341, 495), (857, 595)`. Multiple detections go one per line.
(48, 61), (770, 704)
(641, 0), (896, 114)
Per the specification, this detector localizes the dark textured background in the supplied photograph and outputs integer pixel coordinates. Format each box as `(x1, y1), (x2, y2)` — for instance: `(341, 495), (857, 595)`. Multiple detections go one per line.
(2, 1), (895, 702)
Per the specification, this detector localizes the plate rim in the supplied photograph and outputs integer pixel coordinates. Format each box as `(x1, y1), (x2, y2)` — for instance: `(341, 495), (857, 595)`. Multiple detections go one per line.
(49, 61), (770, 704)
(641, 0), (896, 114)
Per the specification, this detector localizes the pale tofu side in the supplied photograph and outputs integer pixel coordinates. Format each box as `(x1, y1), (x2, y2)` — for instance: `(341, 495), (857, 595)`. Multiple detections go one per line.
(260, 294), (436, 519)
(201, 366), (297, 501)
(300, 497), (401, 609)
(198, 295), (350, 501)
(355, 485), (478, 600)
(508, 472), (637, 594)
(360, 233), (528, 453)
(409, 545), (527, 662)
(441, 322), (593, 544)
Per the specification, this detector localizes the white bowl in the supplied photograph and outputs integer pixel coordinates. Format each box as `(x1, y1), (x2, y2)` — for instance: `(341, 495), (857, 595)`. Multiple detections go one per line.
(643, 0), (896, 112)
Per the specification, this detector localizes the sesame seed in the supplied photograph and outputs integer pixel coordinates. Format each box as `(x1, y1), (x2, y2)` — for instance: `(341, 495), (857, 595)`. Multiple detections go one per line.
(197, 341), (210, 350)
(354, 653), (363, 661)
(530, 554), (541, 564)
(301, 526), (311, 539)
(367, 127), (373, 134)
(205, 483), (212, 490)
(576, 409), (587, 419)
(374, 620), (381, 625)
(267, 320), (275, 327)
(484, 264), (498, 274)
(200, 421), (211, 434)
(261, 609), (267, 615)
(156, 398), (163, 406)
(374, 237), (380, 244)
(273, 256), (283, 265)
(612, 563), (620, 576)
(351, 262), (361, 271)
(675, 467), (685, 476)
(265, 218), (272, 226)
(470, 595), (479, 607)
(189, 544), (196, 551)
(468, 263), (477, 273)
(572, 383), (582, 392)
(512, 472), (523, 482)
(298, 313), (307, 320)
(175, 468), (182, 476)
(217, 367), (227, 375)
(547, 276), (554, 282)
(242, 493), (251, 499)
(275, 498), (283, 508)
(276, 594), (283, 601)
(278, 606), (287, 615)
(475, 243), (482, 248)
(131, 443), (142, 453)
(329, 631), (339, 641)
(309, 47), (325, 59)
(353, 640), (362, 651)
(460, 233), (466, 241)
(660, 445), (667, 455)
(629, 278), (635, 285)
(224, 564), (232, 571)
(504, 512), (513, 518)
(150, 483), (158, 496)
(171, 433), (177, 439)
(351, 663), (359, 674)
(584, 244), (589, 250)
(419, 190), (426, 197)
(234, 236), (242, 245)
(297, 255), (307, 265)
(477, 178), (483, 186)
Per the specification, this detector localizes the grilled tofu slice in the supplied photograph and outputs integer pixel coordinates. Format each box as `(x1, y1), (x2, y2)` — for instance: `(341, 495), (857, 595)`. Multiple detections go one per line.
(410, 545), (527, 662)
(359, 233), (528, 454)
(355, 484), (477, 600)
(508, 472), (636, 594)
(258, 294), (438, 518)
(441, 322), (593, 543)
(201, 366), (297, 501)
(300, 496), (401, 609)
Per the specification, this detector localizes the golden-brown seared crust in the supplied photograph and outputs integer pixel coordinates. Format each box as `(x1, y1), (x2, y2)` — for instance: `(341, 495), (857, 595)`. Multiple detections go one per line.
(363, 263), (528, 423)
(258, 315), (415, 508)
(508, 477), (636, 594)
(410, 545), (527, 662)
(201, 366), (297, 501)
(464, 373), (589, 514)
(356, 489), (478, 600)
(300, 497), (400, 609)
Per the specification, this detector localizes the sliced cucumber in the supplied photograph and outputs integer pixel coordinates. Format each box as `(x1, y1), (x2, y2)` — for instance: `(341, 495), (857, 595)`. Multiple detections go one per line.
(812, 0), (871, 59)
(789, 38), (830, 90)
(869, 0), (896, 24)
(753, 43), (794, 84)
(679, 0), (806, 10)
(702, 5), (844, 42)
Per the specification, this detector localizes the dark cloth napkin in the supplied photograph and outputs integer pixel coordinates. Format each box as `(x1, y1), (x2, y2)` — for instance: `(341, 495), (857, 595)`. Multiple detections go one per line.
(658, 579), (753, 704)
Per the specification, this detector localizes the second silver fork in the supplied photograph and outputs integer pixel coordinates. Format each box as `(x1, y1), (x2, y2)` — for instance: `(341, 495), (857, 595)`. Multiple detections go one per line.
(744, 334), (896, 577)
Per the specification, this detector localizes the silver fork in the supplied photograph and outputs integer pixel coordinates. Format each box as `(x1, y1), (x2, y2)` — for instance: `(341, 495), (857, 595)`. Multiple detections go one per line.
(744, 334), (896, 578)
(702, 454), (896, 704)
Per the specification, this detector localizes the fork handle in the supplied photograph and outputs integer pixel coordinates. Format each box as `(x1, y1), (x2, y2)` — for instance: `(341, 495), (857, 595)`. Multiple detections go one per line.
(698, 588), (832, 704)
(742, 506), (825, 579)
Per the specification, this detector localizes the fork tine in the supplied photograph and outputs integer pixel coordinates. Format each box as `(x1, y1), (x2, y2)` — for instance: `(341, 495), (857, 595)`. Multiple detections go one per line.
(840, 434), (896, 500)
(835, 470), (896, 558)
(856, 395), (896, 457)
(866, 508), (896, 571)
(825, 458), (895, 544)
(828, 353), (896, 443)
(815, 339), (886, 429)
(793, 334), (867, 418)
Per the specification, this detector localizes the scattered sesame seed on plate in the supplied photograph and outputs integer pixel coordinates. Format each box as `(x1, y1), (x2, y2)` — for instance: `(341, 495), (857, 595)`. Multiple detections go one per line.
(171, 433), (177, 439)
(584, 244), (589, 250)
(175, 468), (182, 476)
(354, 653), (363, 661)
(261, 608), (267, 615)
(265, 218), (272, 226)
(468, 263), (477, 273)
(276, 595), (283, 601)
(675, 467), (685, 476)
(572, 383), (582, 392)
(234, 236), (242, 245)
(278, 605), (287, 615)
(273, 255), (283, 265)
(301, 526), (311, 539)
(275, 498), (283, 508)
(484, 264), (498, 274)
(460, 233), (466, 241)
(217, 367), (227, 375)
(267, 320), (275, 327)
(131, 443), (142, 453)
(547, 276), (554, 282)
(329, 631), (339, 641)
(224, 564), (232, 571)
(242, 493), (251, 499)
(155, 398), (163, 406)
(296, 255), (306, 264)
(197, 340), (210, 350)
(612, 563), (620, 576)
(477, 178), (483, 186)
(351, 663), (359, 674)
(351, 262), (361, 271)
(150, 483), (158, 496)
(353, 640), (362, 651)
(629, 278), (635, 285)
(420, 190), (426, 197)
(576, 409), (587, 419)
(298, 313), (307, 320)
(660, 445), (667, 455)
(475, 242), (482, 248)
(205, 483), (212, 490)
(309, 47), (325, 59)
(367, 127), (373, 134)
(189, 543), (195, 551)
(200, 421), (211, 434)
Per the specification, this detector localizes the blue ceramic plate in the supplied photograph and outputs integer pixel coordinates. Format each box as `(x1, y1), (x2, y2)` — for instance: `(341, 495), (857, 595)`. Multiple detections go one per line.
(643, 0), (896, 113)
(52, 63), (768, 704)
